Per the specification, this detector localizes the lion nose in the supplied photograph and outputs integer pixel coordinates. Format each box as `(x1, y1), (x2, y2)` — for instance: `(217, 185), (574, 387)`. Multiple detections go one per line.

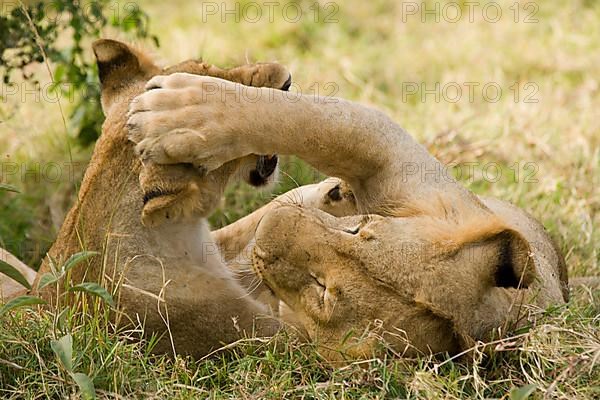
(255, 204), (305, 257)
(256, 204), (302, 242)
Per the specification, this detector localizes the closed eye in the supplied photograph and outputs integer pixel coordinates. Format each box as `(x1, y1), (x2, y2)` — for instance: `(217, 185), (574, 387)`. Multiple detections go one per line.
(309, 272), (327, 305)
(343, 226), (360, 235)
(343, 216), (371, 235)
(310, 272), (326, 289)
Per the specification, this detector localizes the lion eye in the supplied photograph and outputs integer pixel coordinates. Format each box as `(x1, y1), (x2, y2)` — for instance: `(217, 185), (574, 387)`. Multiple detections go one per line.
(310, 272), (326, 288)
(344, 217), (370, 235)
(343, 225), (360, 235)
(310, 273), (327, 305)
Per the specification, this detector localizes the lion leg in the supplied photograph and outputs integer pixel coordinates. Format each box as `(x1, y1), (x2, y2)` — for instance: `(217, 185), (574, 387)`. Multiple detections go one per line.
(128, 74), (480, 215)
(119, 260), (279, 358)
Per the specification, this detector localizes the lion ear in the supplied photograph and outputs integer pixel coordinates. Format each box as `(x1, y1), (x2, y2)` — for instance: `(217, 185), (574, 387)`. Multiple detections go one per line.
(92, 39), (159, 114)
(485, 229), (535, 290)
(414, 228), (536, 342)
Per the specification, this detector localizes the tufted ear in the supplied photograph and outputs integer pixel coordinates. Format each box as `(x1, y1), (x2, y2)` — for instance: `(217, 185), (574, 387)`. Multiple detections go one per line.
(92, 39), (160, 114)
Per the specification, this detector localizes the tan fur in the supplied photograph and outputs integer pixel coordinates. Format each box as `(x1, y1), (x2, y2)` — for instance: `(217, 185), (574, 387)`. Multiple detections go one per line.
(213, 178), (359, 315)
(126, 71), (569, 361)
(382, 193), (508, 249)
(31, 39), (293, 358)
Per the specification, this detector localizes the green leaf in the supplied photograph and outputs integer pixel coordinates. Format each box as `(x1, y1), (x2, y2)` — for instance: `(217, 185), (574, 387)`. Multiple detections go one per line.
(37, 272), (59, 290)
(47, 254), (59, 276)
(510, 384), (537, 400)
(68, 282), (114, 306)
(0, 183), (19, 193)
(72, 372), (96, 399)
(0, 259), (32, 289)
(53, 64), (65, 82)
(51, 334), (73, 372)
(0, 295), (45, 316)
(62, 251), (99, 274)
(56, 307), (69, 332)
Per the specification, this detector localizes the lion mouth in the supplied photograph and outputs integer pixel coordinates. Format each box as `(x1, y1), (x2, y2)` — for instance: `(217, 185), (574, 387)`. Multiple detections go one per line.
(142, 188), (180, 205)
(251, 246), (279, 297)
(140, 188), (187, 227)
(252, 245), (274, 280)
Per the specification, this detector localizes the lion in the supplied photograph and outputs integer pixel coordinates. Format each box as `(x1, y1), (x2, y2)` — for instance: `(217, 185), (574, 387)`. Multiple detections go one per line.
(29, 39), (301, 358)
(126, 72), (569, 360)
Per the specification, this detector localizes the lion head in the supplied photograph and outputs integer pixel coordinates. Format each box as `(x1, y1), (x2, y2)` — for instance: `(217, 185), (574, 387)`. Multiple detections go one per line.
(252, 193), (567, 361)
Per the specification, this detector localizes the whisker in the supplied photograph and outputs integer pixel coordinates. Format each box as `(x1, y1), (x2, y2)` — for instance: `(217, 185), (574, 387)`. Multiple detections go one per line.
(247, 276), (265, 295)
(279, 170), (302, 191)
(236, 276), (263, 299)
(229, 266), (254, 275)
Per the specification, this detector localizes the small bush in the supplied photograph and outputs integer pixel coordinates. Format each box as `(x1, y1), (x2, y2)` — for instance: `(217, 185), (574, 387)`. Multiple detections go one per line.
(0, 0), (158, 146)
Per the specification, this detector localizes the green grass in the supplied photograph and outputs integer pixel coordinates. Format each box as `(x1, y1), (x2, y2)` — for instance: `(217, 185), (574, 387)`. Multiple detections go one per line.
(1, 0), (599, 398)
(1, 293), (598, 398)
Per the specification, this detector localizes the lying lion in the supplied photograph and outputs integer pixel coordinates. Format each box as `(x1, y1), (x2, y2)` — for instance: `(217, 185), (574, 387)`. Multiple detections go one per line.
(6, 39), (565, 361)
(126, 70), (569, 359)
(0, 39), (356, 359)
(29, 39), (300, 357)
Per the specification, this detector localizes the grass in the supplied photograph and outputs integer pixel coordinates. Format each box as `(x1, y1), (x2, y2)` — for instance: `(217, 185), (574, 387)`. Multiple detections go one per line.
(0, 0), (599, 398)
(0, 294), (598, 398)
